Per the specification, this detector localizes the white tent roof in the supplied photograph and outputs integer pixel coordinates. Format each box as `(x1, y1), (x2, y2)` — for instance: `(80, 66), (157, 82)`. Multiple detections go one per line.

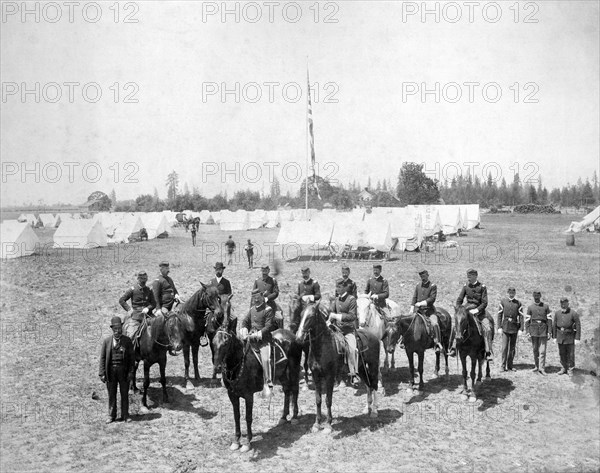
(25, 214), (38, 226)
(464, 204), (480, 229)
(143, 213), (169, 239)
(248, 210), (268, 229)
(1, 221), (40, 258)
(410, 206), (442, 237)
(565, 206), (600, 233)
(220, 210), (250, 232)
(265, 211), (281, 228)
(110, 215), (143, 243)
(39, 213), (57, 227)
(53, 220), (107, 248)
(436, 206), (462, 235)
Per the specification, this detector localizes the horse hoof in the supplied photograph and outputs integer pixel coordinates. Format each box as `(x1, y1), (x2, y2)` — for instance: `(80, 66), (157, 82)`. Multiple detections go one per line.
(322, 426), (332, 435)
(432, 373), (438, 379)
(311, 424), (321, 433)
(468, 396), (477, 403)
(290, 418), (299, 425)
(370, 410), (378, 419)
(302, 385), (309, 392)
(362, 407), (370, 415)
(413, 388), (421, 395)
(406, 388), (413, 394)
(186, 382), (195, 391)
(139, 406), (150, 415)
(229, 442), (240, 451)
(240, 444), (251, 453)
(461, 394), (468, 402)
(277, 418), (287, 426)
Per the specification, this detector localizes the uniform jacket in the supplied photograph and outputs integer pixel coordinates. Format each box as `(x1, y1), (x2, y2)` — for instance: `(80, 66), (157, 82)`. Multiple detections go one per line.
(253, 276), (279, 310)
(297, 278), (321, 301)
(552, 309), (581, 344)
(225, 239), (236, 252)
(99, 335), (135, 381)
(242, 304), (275, 342)
(152, 274), (178, 311)
(497, 298), (523, 334)
(119, 284), (156, 321)
(332, 293), (358, 335)
(456, 282), (488, 315)
(210, 276), (232, 296)
(412, 281), (437, 316)
(337, 277), (358, 298)
(526, 302), (551, 337)
(365, 275), (389, 308)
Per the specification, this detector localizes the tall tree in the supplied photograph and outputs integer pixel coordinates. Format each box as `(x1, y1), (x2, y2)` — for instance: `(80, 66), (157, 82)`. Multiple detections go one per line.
(270, 176), (281, 199)
(166, 170), (179, 202)
(396, 163), (440, 205)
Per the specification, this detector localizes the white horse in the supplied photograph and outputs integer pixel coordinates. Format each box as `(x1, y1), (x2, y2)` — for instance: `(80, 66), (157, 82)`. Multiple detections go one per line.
(356, 294), (399, 395)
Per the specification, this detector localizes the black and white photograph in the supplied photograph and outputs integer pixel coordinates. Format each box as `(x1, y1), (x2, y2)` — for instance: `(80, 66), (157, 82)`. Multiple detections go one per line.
(1, 1), (599, 472)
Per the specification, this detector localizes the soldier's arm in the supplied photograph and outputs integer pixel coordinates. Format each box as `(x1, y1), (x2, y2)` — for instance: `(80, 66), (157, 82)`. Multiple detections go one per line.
(99, 339), (107, 378)
(352, 282), (358, 298)
(152, 279), (162, 309)
(147, 289), (156, 312)
(241, 310), (251, 331)
(551, 311), (557, 339)
(340, 297), (357, 323)
(455, 286), (466, 308)
(546, 306), (553, 334)
(365, 280), (371, 294)
(427, 284), (437, 305)
(411, 286), (418, 306)
(380, 279), (389, 299)
(525, 306), (531, 332)
(226, 279), (233, 296)
(267, 279), (279, 301)
(518, 302), (524, 329)
(263, 307), (275, 336)
(171, 278), (179, 296)
(119, 288), (133, 311)
(314, 281), (322, 301)
(496, 302), (503, 328)
(573, 312), (581, 340)
(125, 338), (135, 375)
(478, 286), (488, 311)
(297, 282), (303, 297)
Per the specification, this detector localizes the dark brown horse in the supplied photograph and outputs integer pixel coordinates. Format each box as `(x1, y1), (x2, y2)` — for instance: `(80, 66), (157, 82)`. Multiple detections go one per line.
(289, 294), (311, 388)
(177, 284), (223, 385)
(296, 302), (381, 434)
(454, 306), (492, 402)
(383, 308), (451, 393)
(130, 312), (185, 410)
(212, 299), (302, 453)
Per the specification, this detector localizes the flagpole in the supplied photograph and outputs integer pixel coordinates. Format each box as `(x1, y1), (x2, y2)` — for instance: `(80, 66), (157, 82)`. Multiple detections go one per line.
(305, 58), (309, 219)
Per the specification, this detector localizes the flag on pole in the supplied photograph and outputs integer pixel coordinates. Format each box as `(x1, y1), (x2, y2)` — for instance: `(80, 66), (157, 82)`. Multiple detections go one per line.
(307, 68), (321, 200)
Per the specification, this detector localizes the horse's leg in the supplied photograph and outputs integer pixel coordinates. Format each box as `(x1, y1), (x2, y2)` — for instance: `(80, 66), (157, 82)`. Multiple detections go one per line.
(183, 345), (191, 383)
(160, 355), (169, 404)
(279, 386), (291, 426)
(129, 360), (139, 394)
(460, 355), (469, 401)
(228, 392), (241, 450)
(433, 351), (440, 378)
(406, 351), (415, 393)
(323, 379), (334, 434)
(142, 361), (151, 409)
(391, 351), (395, 370)
(311, 375), (323, 433)
(417, 351), (425, 392)
(469, 357), (477, 403)
(485, 360), (491, 379)
(444, 352), (450, 376)
(240, 395), (253, 453)
(302, 346), (310, 391)
(291, 385), (300, 424)
(209, 333), (218, 379)
(364, 388), (372, 416)
(192, 342), (200, 381)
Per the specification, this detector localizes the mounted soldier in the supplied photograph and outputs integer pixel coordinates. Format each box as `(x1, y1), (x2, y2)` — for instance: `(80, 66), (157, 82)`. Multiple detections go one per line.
(297, 266), (321, 307)
(365, 263), (389, 317)
(240, 289), (277, 398)
(152, 261), (180, 315)
(449, 269), (494, 361)
(337, 264), (357, 298)
(119, 271), (156, 342)
(410, 268), (444, 353)
(252, 264), (282, 328)
(328, 278), (359, 385)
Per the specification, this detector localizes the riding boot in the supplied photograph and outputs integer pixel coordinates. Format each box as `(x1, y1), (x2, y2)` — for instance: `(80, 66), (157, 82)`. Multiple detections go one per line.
(260, 344), (273, 398)
(399, 335), (405, 350)
(344, 333), (359, 384)
(483, 328), (493, 362)
(448, 327), (457, 357)
(433, 325), (443, 353)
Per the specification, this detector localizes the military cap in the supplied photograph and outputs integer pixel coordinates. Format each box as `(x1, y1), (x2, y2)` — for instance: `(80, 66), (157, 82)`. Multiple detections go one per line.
(533, 290), (541, 295)
(261, 264), (269, 270)
(336, 277), (351, 287)
(418, 268), (429, 275)
(137, 271), (147, 277)
(341, 264), (350, 270)
(466, 268), (478, 275)
(110, 316), (123, 327)
(560, 297), (569, 302)
(214, 262), (225, 270)
(507, 287), (516, 291)
(159, 261), (170, 267)
(373, 263), (382, 269)
(301, 266), (310, 272)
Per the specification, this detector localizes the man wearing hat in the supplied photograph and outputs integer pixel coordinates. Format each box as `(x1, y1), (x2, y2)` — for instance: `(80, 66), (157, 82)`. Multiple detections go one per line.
(449, 269), (494, 361)
(411, 269), (444, 353)
(252, 264), (282, 327)
(152, 262), (180, 315)
(209, 262), (232, 297)
(365, 264), (389, 315)
(225, 235), (236, 266)
(525, 291), (552, 375)
(337, 264), (357, 298)
(119, 271), (156, 340)
(497, 287), (525, 372)
(240, 290), (276, 398)
(329, 278), (359, 385)
(552, 297), (581, 376)
(99, 316), (135, 423)
(298, 266), (321, 305)
(244, 239), (254, 269)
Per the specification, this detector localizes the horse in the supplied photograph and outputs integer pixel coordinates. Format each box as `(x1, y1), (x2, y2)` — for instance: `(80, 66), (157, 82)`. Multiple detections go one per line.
(356, 294), (399, 394)
(296, 302), (381, 434)
(212, 299), (303, 453)
(289, 294), (311, 389)
(130, 312), (185, 410)
(383, 308), (451, 393)
(454, 306), (492, 402)
(176, 284), (223, 384)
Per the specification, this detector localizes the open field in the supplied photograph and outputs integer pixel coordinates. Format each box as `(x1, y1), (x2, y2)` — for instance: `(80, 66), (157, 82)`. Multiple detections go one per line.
(1, 213), (599, 473)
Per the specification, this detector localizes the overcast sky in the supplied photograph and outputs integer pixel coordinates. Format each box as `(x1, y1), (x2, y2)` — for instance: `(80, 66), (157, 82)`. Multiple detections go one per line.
(2, 1), (599, 206)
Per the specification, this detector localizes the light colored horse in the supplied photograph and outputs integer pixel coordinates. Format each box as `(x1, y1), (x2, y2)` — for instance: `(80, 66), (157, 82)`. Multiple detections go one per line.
(356, 294), (399, 395)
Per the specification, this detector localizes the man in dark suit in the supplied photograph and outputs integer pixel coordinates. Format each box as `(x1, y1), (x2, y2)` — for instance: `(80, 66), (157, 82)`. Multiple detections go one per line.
(552, 297), (581, 376)
(329, 278), (359, 385)
(209, 262), (232, 296)
(525, 290), (552, 375)
(497, 287), (524, 372)
(99, 316), (135, 423)
(152, 261), (180, 315)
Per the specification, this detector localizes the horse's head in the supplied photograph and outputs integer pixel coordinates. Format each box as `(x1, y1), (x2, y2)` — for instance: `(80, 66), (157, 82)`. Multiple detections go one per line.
(356, 294), (374, 328)
(296, 301), (328, 343)
(383, 317), (402, 354)
(454, 305), (469, 341)
(212, 317), (237, 370)
(164, 312), (185, 354)
(202, 283), (223, 319)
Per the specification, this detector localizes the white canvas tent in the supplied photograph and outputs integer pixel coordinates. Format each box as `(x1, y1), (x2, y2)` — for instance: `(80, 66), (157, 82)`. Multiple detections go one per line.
(220, 210), (250, 232)
(410, 206), (442, 237)
(437, 206), (462, 235)
(17, 214), (28, 223)
(265, 211), (281, 228)
(39, 213), (57, 227)
(1, 221), (40, 259)
(25, 214), (38, 227)
(143, 213), (169, 239)
(565, 206), (600, 233)
(109, 215), (143, 243)
(464, 204), (480, 229)
(53, 220), (107, 248)
(248, 210), (268, 229)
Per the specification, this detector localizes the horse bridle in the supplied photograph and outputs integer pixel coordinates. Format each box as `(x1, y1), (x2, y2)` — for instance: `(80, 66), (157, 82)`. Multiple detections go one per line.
(215, 328), (246, 387)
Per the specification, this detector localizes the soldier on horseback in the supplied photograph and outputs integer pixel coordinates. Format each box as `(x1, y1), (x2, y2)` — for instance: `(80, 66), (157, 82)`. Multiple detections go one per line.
(338, 264), (357, 298)
(365, 264), (389, 317)
(152, 261), (180, 315)
(298, 266), (321, 306)
(328, 278), (359, 385)
(240, 289), (277, 398)
(410, 269), (444, 353)
(119, 271), (156, 340)
(448, 269), (494, 361)
(252, 264), (283, 328)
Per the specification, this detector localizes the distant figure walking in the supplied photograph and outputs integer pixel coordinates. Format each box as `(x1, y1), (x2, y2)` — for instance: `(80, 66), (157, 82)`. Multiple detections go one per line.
(225, 235), (236, 266)
(190, 222), (197, 247)
(244, 239), (254, 269)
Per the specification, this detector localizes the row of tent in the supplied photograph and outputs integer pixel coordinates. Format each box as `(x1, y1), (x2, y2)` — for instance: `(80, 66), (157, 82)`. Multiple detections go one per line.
(564, 206), (600, 233)
(177, 208), (317, 231)
(276, 205), (480, 252)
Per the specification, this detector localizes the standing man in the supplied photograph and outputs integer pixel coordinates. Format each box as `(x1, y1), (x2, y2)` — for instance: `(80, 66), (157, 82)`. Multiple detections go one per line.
(240, 290), (276, 398)
(244, 239), (254, 269)
(525, 290), (552, 375)
(225, 235), (236, 266)
(552, 297), (581, 376)
(152, 261), (180, 315)
(99, 316), (135, 423)
(497, 287), (524, 372)
(298, 266), (321, 305)
(365, 264), (389, 315)
(329, 278), (359, 385)
(252, 264), (281, 328)
(411, 269), (444, 353)
(337, 264), (357, 298)
(449, 269), (494, 361)
(190, 222), (197, 247)
(119, 271), (156, 341)
(209, 262), (232, 297)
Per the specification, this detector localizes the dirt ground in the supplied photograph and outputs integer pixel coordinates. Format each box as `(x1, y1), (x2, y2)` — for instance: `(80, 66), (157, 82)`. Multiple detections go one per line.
(1, 213), (599, 473)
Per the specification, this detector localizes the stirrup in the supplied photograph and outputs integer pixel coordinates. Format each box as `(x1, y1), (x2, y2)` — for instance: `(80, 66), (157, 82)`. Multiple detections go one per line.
(199, 335), (209, 347)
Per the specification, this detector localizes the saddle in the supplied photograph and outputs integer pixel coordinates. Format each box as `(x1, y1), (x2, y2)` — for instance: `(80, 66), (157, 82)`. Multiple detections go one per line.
(416, 312), (433, 335)
(127, 316), (152, 350)
(248, 338), (288, 367)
